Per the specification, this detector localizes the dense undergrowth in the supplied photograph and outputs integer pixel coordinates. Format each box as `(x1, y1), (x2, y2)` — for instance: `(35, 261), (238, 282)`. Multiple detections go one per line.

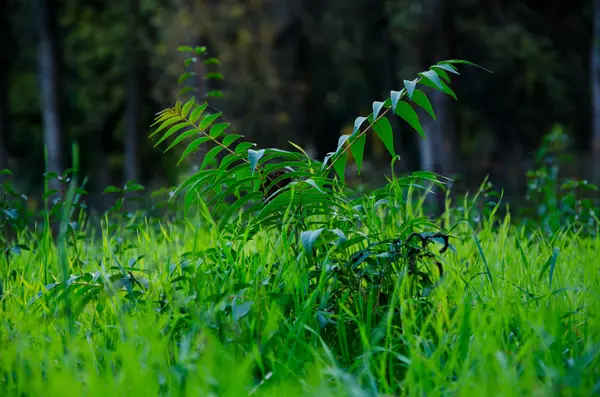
(1, 194), (599, 396)
(1, 47), (599, 396)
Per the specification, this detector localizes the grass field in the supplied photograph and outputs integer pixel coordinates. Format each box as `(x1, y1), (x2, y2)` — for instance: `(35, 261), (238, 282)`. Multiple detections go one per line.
(1, 196), (599, 396)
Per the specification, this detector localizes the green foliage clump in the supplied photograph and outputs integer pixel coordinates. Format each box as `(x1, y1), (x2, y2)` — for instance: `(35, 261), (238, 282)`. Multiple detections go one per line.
(148, 50), (493, 338)
(521, 125), (599, 237)
(151, 47), (488, 238)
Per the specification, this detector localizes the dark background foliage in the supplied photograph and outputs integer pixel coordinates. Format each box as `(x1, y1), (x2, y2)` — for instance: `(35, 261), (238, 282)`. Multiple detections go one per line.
(1, 0), (598, 213)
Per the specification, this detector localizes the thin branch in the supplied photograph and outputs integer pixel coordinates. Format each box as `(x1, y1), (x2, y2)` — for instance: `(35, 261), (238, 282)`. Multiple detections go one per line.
(174, 108), (251, 164)
(322, 77), (423, 177)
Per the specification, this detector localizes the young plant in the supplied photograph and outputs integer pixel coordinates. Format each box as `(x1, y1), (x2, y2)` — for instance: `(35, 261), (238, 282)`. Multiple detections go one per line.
(149, 45), (490, 364)
(151, 50), (489, 239)
(521, 125), (599, 236)
(0, 169), (31, 277)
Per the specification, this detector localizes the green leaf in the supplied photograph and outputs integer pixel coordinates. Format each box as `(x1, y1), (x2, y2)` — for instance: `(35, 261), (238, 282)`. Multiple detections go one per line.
(195, 46), (207, 54)
(210, 175), (260, 208)
(3, 209), (18, 220)
(218, 153), (242, 171)
(467, 223), (496, 295)
(259, 148), (305, 163)
(150, 112), (176, 128)
(178, 87), (197, 96)
(419, 78), (457, 100)
(182, 97), (196, 118)
(440, 59), (492, 73)
(394, 101), (424, 137)
(333, 150), (347, 184)
(154, 122), (188, 147)
(248, 149), (265, 174)
(288, 141), (312, 158)
(178, 72), (195, 85)
(352, 117), (368, 135)
(539, 247), (559, 288)
(336, 134), (351, 153)
(301, 229), (325, 255)
(164, 129), (197, 153)
(149, 115), (180, 138)
(373, 117), (395, 156)
(235, 142), (256, 154)
(372, 101), (386, 119)
(189, 103), (208, 123)
(412, 90), (436, 120)
(199, 112), (222, 130)
(222, 134), (244, 147)
(390, 89), (405, 110)
(219, 191), (263, 229)
(184, 57), (197, 67)
(176, 169), (218, 198)
(331, 135), (351, 182)
(322, 152), (335, 169)
(412, 170), (441, 182)
(211, 163), (251, 193)
(317, 313), (328, 329)
(262, 172), (315, 194)
(410, 171), (445, 189)
(155, 107), (171, 116)
(350, 134), (366, 174)
(177, 46), (194, 53)
(330, 229), (347, 246)
(204, 57), (221, 65)
(404, 79), (417, 100)
(419, 70), (444, 90)
(430, 67), (452, 83)
(432, 63), (460, 75)
(125, 180), (144, 192)
(205, 72), (224, 80)
(209, 122), (229, 139)
(103, 186), (123, 194)
(178, 136), (212, 165)
(201, 146), (225, 170)
(232, 301), (253, 321)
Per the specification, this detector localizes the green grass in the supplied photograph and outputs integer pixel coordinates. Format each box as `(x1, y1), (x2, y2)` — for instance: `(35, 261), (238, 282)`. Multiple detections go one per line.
(1, 207), (599, 397)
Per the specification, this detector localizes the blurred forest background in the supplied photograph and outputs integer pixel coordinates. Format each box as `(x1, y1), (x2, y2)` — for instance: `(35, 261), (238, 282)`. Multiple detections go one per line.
(1, 0), (599, 213)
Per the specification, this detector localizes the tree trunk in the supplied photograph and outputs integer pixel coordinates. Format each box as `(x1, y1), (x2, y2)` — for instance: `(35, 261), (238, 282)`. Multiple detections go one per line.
(417, 0), (453, 214)
(592, 0), (600, 185)
(124, 0), (141, 183)
(0, 0), (10, 173)
(38, 0), (64, 185)
(419, 0), (452, 177)
(89, 102), (124, 214)
(302, 1), (339, 160)
(418, 126), (435, 172)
